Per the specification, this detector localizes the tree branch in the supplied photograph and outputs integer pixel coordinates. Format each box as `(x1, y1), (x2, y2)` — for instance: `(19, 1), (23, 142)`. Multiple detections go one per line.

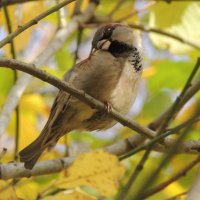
(149, 73), (200, 130)
(143, 155), (200, 198)
(0, 0), (98, 138)
(128, 24), (200, 51)
(0, 137), (200, 180)
(0, 58), (155, 139)
(87, 20), (200, 51)
(157, 58), (200, 133)
(0, 157), (74, 180)
(3, 5), (20, 161)
(0, 0), (43, 8)
(133, 110), (200, 200)
(0, 0), (76, 48)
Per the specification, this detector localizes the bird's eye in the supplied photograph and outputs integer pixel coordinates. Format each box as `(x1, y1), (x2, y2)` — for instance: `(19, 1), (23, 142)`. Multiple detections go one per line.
(103, 27), (114, 39)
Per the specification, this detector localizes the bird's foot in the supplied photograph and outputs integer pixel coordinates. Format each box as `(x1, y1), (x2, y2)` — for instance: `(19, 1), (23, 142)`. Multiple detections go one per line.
(104, 101), (112, 113)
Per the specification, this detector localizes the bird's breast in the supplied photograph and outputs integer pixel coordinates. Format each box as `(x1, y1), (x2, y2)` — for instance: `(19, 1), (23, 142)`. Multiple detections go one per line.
(110, 61), (142, 114)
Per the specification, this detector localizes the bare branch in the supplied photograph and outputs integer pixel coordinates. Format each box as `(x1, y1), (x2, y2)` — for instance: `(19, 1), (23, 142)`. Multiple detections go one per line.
(116, 148), (151, 200)
(0, 136), (200, 180)
(0, 58), (155, 139)
(87, 20), (200, 51)
(143, 155), (200, 198)
(157, 58), (200, 133)
(0, 0), (44, 8)
(149, 73), (200, 130)
(3, 6), (20, 161)
(133, 110), (200, 200)
(0, 0), (76, 48)
(0, 157), (74, 180)
(129, 24), (200, 51)
(0, 1), (98, 138)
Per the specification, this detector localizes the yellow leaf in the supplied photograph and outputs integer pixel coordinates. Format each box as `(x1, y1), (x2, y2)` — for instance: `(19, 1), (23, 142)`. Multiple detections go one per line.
(7, 94), (49, 150)
(176, 101), (197, 123)
(20, 94), (49, 116)
(18, 115), (39, 150)
(42, 190), (97, 200)
(15, 180), (39, 200)
(149, 2), (200, 53)
(142, 66), (156, 78)
(0, 181), (18, 200)
(0, 2), (45, 55)
(67, 0), (89, 15)
(164, 182), (185, 199)
(56, 150), (125, 197)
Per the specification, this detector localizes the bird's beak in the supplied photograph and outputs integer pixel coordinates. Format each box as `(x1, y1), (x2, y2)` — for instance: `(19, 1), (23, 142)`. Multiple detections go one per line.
(89, 39), (111, 56)
(96, 39), (111, 50)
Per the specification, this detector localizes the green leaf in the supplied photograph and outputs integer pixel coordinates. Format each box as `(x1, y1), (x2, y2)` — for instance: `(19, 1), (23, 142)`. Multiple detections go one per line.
(0, 68), (14, 105)
(141, 91), (172, 119)
(148, 60), (193, 93)
(148, 2), (200, 53)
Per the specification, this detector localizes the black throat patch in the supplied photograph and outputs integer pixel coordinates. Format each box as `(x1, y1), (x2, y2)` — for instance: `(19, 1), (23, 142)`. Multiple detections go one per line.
(108, 40), (142, 72)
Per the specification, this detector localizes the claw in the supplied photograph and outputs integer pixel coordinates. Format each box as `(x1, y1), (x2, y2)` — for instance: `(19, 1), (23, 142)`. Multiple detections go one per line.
(104, 101), (112, 113)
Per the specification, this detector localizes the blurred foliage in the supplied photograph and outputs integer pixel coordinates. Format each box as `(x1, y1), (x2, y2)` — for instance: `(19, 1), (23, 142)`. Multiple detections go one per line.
(56, 150), (125, 197)
(0, 0), (199, 200)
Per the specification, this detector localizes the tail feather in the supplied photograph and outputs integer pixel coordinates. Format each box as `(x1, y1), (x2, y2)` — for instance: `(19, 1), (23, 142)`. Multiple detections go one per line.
(19, 132), (46, 170)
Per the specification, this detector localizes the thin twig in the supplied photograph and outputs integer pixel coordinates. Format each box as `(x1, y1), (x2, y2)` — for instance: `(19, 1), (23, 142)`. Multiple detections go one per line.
(158, 58), (200, 133)
(118, 58), (200, 159)
(0, 0), (42, 8)
(83, 22), (200, 51)
(105, 75), (200, 157)
(0, 136), (200, 180)
(167, 115), (200, 134)
(117, 148), (151, 200)
(119, 131), (173, 160)
(0, 58), (155, 139)
(149, 74), (200, 130)
(3, 6), (20, 161)
(0, 0), (76, 48)
(0, 0), (98, 139)
(120, 103), (200, 159)
(142, 155), (200, 198)
(73, 27), (83, 64)
(128, 24), (200, 51)
(131, 59), (200, 199)
(132, 107), (200, 200)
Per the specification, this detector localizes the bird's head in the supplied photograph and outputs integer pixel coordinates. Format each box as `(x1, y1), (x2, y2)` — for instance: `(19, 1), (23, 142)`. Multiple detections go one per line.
(91, 23), (142, 58)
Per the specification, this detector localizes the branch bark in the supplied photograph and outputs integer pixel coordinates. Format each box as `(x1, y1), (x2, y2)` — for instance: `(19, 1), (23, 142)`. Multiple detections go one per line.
(0, 58), (155, 139)
(0, 137), (200, 180)
(0, 157), (74, 179)
(0, 0), (98, 138)
(143, 155), (200, 198)
(0, 0), (42, 8)
(0, 0), (76, 48)
(128, 24), (200, 51)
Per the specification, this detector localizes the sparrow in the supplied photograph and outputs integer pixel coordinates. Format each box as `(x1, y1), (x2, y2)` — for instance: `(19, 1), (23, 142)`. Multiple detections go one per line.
(19, 23), (143, 169)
